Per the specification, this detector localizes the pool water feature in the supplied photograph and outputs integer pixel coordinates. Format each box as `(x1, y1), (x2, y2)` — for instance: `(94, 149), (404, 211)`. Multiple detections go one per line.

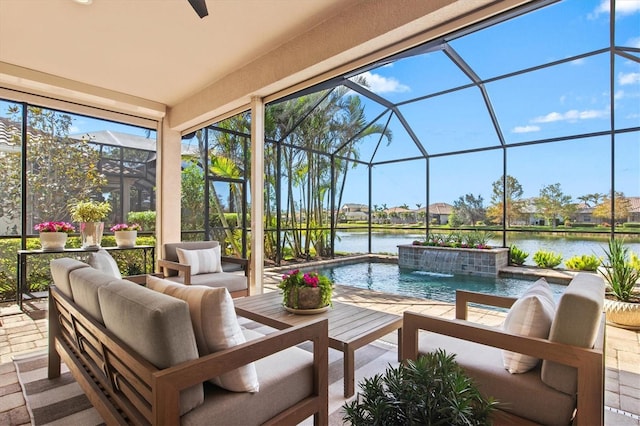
(311, 261), (567, 307)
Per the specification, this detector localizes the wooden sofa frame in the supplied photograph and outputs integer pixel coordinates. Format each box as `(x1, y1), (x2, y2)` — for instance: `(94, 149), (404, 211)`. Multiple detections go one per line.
(48, 284), (328, 425)
(402, 290), (605, 426)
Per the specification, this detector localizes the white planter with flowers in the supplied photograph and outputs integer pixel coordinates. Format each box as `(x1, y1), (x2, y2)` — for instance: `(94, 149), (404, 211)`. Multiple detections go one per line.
(111, 223), (141, 248)
(34, 221), (75, 251)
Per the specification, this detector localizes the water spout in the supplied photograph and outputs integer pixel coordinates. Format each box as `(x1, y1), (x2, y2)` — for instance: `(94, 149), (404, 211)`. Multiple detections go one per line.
(418, 250), (459, 275)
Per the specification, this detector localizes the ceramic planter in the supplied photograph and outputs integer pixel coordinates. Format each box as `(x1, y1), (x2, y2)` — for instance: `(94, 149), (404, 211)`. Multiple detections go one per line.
(114, 230), (137, 248)
(39, 232), (67, 251)
(604, 298), (640, 330)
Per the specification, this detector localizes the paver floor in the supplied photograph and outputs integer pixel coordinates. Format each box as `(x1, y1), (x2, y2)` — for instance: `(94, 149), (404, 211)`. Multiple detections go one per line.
(1, 276), (639, 425)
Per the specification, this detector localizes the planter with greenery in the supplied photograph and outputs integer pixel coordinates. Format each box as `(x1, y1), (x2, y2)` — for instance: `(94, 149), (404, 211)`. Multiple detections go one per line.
(277, 269), (333, 311)
(509, 244), (528, 266)
(532, 250), (562, 269)
(342, 349), (496, 425)
(69, 200), (112, 248)
(601, 238), (640, 329)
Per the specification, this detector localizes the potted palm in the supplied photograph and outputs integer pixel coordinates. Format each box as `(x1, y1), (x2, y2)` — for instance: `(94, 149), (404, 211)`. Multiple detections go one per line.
(69, 200), (112, 248)
(278, 269), (333, 312)
(601, 238), (640, 329)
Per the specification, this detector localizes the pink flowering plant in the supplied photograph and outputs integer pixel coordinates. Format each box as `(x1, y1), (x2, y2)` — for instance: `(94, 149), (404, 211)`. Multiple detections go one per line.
(34, 221), (75, 233)
(110, 223), (141, 232)
(278, 269), (333, 308)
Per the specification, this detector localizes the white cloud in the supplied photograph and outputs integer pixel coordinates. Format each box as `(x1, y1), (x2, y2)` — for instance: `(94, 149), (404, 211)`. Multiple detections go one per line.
(570, 58), (586, 66)
(614, 90), (625, 100)
(590, 0), (640, 18)
(618, 71), (640, 85)
(357, 71), (410, 94)
(531, 109), (609, 123)
(512, 125), (541, 133)
(627, 36), (640, 48)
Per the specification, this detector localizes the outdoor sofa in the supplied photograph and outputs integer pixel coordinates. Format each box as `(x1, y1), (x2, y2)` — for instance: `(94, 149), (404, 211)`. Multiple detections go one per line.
(47, 257), (328, 425)
(403, 272), (605, 425)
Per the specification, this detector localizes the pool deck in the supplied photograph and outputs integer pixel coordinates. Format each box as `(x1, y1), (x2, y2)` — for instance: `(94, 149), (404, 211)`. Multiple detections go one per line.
(1, 259), (639, 425)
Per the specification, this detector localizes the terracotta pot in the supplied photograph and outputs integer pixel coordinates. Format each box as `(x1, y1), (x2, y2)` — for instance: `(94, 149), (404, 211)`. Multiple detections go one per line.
(114, 230), (137, 248)
(604, 299), (640, 330)
(287, 287), (323, 309)
(39, 232), (67, 251)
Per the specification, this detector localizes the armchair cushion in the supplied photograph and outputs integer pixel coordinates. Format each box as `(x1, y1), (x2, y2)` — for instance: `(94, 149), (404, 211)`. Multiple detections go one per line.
(541, 273), (605, 395)
(502, 278), (555, 373)
(176, 246), (223, 275)
(88, 249), (122, 279)
(147, 276), (259, 393)
(163, 241), (220, 277)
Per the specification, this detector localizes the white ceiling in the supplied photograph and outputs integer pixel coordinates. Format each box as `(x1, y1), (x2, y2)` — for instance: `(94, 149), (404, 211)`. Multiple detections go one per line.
(0, 0), (361, 106)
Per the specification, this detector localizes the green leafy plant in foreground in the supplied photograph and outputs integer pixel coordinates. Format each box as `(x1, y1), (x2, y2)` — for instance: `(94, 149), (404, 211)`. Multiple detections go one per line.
(602, 238), (640, 302)
(565, 254), (601, 271)
(533, 250), (562, 269)
(342, 350), (496, 425)
(509, 244), (529, 266)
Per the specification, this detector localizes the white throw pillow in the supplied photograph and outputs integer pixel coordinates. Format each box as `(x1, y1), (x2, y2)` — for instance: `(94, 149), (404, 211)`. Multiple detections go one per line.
(88, 249), (122, 279)
(502, 278), (556, 374)
(147, 276), (259, 393)
(176, 246), (223, 275)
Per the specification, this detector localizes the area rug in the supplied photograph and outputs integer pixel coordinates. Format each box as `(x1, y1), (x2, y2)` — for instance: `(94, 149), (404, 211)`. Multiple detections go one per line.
(14, 333), (399, 425)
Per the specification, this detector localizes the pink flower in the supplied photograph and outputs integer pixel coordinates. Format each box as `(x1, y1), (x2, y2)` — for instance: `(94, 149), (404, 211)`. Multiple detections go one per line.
(34, 221), (75, 233)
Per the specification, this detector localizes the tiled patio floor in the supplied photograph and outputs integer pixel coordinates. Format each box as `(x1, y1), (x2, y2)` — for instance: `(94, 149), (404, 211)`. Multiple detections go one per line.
(1, 273), (639, 425)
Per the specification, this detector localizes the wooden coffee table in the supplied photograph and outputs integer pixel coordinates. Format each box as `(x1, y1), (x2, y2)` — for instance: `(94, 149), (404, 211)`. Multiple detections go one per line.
(234, 291), (403, 397)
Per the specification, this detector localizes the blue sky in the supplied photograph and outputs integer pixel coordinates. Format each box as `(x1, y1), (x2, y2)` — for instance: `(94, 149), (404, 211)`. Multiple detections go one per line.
(2, 0), (637, 213)
(338, 0), (640, 208)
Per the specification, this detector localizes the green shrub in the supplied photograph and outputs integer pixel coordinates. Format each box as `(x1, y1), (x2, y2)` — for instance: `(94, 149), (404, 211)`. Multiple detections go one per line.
(533, 250), (562, 268)
(127, 210), (156, 231)
(509, 244), (528, 266)
(342, 349), (496, 425)
(602, 238), (640, 302)
(565, 254), (601, 271)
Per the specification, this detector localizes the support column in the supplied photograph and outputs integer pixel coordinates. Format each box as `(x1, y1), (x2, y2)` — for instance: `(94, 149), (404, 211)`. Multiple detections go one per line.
(157, 118), (182, 263)
(250, 96), (265, 294)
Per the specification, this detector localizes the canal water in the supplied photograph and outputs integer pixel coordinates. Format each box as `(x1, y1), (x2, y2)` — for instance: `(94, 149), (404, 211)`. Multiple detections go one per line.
(334, 231), (640, 269)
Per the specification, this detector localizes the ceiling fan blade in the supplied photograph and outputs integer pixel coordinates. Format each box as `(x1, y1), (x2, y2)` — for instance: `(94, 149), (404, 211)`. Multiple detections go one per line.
(187, 0), (208, 18)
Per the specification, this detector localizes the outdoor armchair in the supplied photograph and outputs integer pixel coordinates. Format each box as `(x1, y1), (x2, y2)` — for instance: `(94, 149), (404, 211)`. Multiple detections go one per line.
(158, 241), (250, 298)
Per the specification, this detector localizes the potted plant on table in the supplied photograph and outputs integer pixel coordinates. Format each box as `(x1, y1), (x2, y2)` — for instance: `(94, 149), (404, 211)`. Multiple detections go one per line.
(34, 221), (75, 251)
(601, 238), (640, 329)
(69, 200), (112, 248)
(110, 223), (141, 248)
(278, 269), (333, 311)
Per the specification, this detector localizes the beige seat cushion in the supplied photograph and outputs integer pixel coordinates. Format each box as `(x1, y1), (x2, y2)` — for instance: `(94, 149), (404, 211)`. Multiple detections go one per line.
(181, 330), (314, 426)
(418, 332), (575, 425)
(164, 272), (248, 293)
(541, 272), (605, 395)
(147, 276), (259, 392)
(98, 280), (203, 415)
(49, 258), (90, 299)
(502, 278), (555, 373)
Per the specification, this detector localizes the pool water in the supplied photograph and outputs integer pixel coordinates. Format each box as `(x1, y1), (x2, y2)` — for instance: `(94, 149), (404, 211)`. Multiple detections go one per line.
(311, 262), (567, 306)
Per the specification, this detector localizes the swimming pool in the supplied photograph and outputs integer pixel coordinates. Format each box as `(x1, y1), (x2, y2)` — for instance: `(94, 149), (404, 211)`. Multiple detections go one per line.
(311, 261), (567, 305)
